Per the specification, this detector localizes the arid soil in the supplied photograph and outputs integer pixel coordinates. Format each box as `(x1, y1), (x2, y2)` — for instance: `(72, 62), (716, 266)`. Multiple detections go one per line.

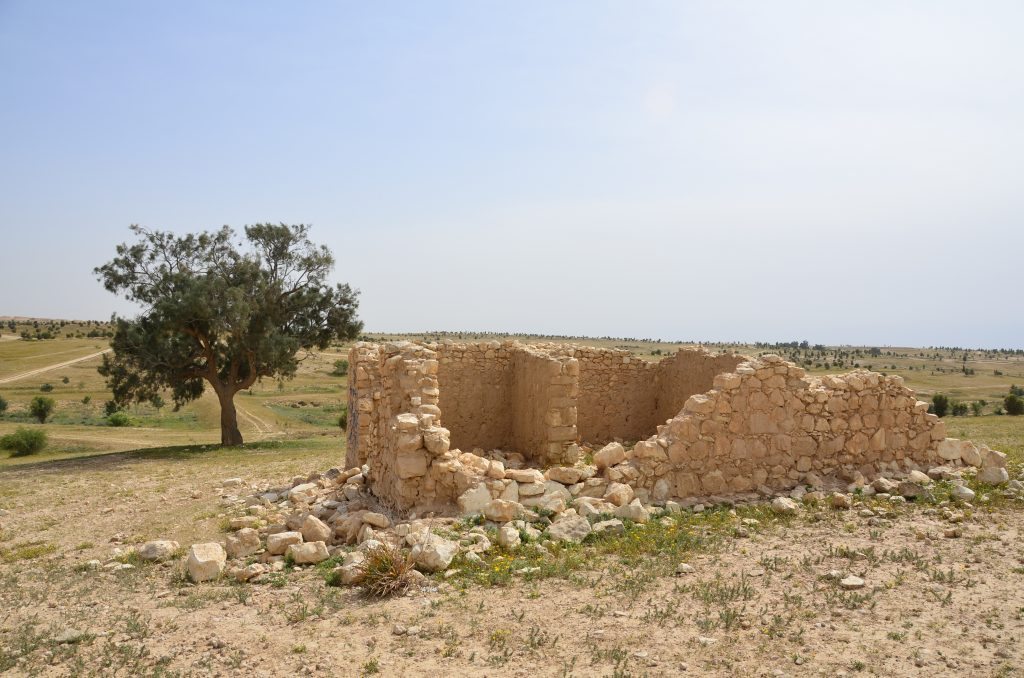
(1, 445), (1022, 677)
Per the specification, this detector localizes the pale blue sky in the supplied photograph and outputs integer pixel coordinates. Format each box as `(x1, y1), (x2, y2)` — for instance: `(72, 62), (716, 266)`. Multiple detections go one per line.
(1, 2), (1022, 347)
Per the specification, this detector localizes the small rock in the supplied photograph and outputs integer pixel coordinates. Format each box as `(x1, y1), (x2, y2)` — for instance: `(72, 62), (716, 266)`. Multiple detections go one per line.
(547, 514), (592, 543)
(771, 497), (799, 515)
(675, 563), (694, 575)
(497, 525), (521, 548)
(267, 531), (302, 555)
(137, 540), (179, 562)
(362, 512), (390, 529)
(287, 541), (330, 565)
(951, 485), (975, 502)
(225, 528), (262, 559)
(839, 575), (864, 590)
(830, 493), (852, 509)
(591, 519), (625, 535)
(410, 536), (458, 572)
(187, 543), (227, 582)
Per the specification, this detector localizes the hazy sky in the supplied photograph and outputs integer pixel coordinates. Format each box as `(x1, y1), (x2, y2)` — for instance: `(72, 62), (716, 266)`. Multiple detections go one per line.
(1, 2), (1022, 348)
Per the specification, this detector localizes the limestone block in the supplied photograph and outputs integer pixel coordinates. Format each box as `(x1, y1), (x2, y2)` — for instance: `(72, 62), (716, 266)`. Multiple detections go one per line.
(187, 543), (226, 582)
(225, 529), (261, 559)
(457, 483), (492, 515)
(287, 541), (330, 565)
(594, 442), (627, 469)
(267, 531), (302, 555)
(396, 450), (429, 479)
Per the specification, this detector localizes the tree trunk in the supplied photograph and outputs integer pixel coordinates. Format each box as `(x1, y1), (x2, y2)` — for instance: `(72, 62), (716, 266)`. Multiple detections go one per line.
(217, 390), (244, 446)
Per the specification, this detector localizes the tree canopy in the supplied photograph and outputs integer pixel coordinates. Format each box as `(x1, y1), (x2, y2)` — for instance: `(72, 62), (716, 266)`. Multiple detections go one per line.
(96, 224), (362, 445)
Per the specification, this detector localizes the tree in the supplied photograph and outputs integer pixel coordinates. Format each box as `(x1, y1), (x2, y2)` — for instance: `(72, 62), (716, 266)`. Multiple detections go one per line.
(0, 394), (7, 414)
(29, 396), (55, 423)
(1005, 394), (1024, 416)
(931, 394), (950, 418)
(95, 224), (362, 446)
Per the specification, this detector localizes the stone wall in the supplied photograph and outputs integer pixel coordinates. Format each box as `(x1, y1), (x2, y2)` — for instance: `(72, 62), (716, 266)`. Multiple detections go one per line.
(574, 347), (746, 444)
(436, 341), (514, 454)
(623, 355), (948, 502)
(348, 342), (959, 515)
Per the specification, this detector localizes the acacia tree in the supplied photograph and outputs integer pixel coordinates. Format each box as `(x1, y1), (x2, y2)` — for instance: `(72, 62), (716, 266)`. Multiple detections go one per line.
(96, 224), (362, 446)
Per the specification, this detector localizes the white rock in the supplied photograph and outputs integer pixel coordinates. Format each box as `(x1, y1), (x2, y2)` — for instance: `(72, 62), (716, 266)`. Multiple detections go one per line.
(457, 483), (492, 515)
(301, 515), (332, 543)
(604, 482), (634, 507)
(362, 512), (390, 529)
(267, 531), (302, 555)
(545, 466), (583, 485)
(594, 442), (627, 469)
(951, 485), (975, 502)
(497, 525), (521, 548)
(907, 470), (932, 485)
(614, 499), (650, 524)
(936, 438), (962, 461)
(771, 497), (799, 515)
(137, 540), (179, 562)
(410, 536), (458, 572)
(225, 528), (261, 559)
(840, 575), (865, 590)
(287, 541), (330, 565)
(484, 499), (521, 523)
(506, 468), (544, 484)
(187, 543), (226, 582)
(977, 467), (1009, 485)
(547, 514), (592, 543)
(592, 519), (625, 535)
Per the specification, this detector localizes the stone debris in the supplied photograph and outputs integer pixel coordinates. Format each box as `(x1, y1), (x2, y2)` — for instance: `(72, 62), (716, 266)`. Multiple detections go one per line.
(840, 575), (865, 590)
(137, 540), (179, 562)
(187, 543), (226, 582)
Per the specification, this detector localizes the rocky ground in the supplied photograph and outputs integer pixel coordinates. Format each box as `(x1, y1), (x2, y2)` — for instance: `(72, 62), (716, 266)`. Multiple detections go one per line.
(1, 447), (1023, 677)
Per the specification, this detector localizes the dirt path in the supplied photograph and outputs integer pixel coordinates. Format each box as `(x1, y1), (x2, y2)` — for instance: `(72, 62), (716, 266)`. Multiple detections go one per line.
(236, 401), (279, 440)
(0, 349), (111, 384)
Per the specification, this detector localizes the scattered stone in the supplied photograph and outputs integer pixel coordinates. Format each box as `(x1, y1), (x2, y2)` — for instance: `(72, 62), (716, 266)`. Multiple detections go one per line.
(545, 466), (583, 485)
(771, 497), (799, 515)
(594, 442), (627, 469)
(300, 515), (332, 543)
(484, 499), (521, 523)
(547, 514), (592, 543)
(675, 563), (694, 575)
(951, 485), (975, 502)
(592, 519), (625, 535)
(137, 540), (179, 562)
(457, 483), (492, 515)
(187, 543), (227, 582)
(497, 525), (521, 548)
(410, 536), (458, 572)
(287, 541), (330, 565)
(898, 481), (925, 499)
(267, 531), (303, 555)
(907, 470), (932, 485)
(830, 493), (852, 509)
(225, 528), (262, 559)
(604, 482), (634, 507)
(614, 499), (650, 523)
(53, 629), (88, 645)
(839, 575), (865, 590)
(362, 512), (390, 529)
(977, 467), (1009, 485)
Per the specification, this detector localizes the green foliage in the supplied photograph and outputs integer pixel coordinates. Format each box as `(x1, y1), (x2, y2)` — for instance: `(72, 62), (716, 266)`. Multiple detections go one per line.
(331, 359), (349, 376)
(103, 400), (122, 416)
(0, 395), (7, 414)
(39, 383), (54, 393)
(1005, 394), (1024, 416)
(29, 396), (55, 423)
(0, 427), (47, 456)
(61, 376), (70, 384)
(1010, 384), (1024, 397)
(950, 401), (969, 417)
(970, 401), (984, 417)
(150, 394), (165, 411)
(81, 395), (92, 405)
(107, 411), (131, 427)
(931, 394), (950, 418)
(95, 223), (362, 446)
(338, 403), (349, 432)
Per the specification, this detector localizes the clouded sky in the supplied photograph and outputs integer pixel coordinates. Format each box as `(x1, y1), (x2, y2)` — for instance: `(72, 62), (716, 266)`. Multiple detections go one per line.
(1, 2), (1021, 347)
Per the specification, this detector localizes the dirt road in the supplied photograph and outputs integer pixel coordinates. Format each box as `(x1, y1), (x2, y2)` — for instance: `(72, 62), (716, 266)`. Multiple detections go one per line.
(0, 349), (111, 384)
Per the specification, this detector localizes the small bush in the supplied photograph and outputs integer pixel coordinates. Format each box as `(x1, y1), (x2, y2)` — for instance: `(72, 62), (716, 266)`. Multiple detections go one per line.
(1005, 394), (1024, 416)
(0, 428), (47, 456)
(350, 544), (415, 597)
(107, 411), (131, 427)
(331, 359), (349, 377)
(950, 401), (969, 417)
(29, 396), (55, 423)
(931, 394), (950, 418)
(338, 403), (349, 432)
(39, 383), (54, 393)
(82, 395), (92, 405)
(61, 376), (70, 384)
(103, 400), (122, 417)
(0, 395), (7, 414)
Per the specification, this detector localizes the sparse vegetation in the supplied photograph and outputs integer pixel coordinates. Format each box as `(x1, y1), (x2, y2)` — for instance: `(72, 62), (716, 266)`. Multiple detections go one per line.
(0, 427), (47, 456)
(28, 396), (55, 423)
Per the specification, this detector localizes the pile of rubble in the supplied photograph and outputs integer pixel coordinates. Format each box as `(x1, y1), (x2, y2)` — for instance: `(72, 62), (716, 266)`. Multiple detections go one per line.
(123, 435), (1018, 585)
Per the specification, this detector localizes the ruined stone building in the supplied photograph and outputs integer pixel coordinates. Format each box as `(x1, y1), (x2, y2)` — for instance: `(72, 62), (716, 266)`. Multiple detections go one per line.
(346, 341), (995, 515)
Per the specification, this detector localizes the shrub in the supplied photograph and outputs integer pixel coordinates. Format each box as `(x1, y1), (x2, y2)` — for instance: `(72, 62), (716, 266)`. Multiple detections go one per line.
(61, 376), (70, 384)
(970, 401), (984, 417)
(331, 359), (349, 377)
(1005, 394), (1024, 416)
(81, 395), (92, 405)
(348, 543), (415, 597)
(0, 427), (47, 456)
(107, 411), (131, 427)
(338, 403), (349, 432)
(931, 394), (950, 418)
(39, 383), (54, 393)
(950, 401), (969, 417)
(29, 396), (55, 423)
(103, 400), (122, 417)
(0, 395), (7, 414)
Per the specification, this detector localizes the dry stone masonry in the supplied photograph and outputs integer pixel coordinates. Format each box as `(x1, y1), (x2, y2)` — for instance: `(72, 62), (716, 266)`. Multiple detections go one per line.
(346, 341), (1002, 516)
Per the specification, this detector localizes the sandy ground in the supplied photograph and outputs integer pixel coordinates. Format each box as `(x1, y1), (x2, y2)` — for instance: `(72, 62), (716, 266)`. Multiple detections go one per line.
(1, 446), (1022, 678)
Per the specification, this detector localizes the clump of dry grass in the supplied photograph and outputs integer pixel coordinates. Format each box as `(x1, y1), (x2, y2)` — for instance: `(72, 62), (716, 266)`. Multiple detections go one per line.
(353, 543), (415, 597)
